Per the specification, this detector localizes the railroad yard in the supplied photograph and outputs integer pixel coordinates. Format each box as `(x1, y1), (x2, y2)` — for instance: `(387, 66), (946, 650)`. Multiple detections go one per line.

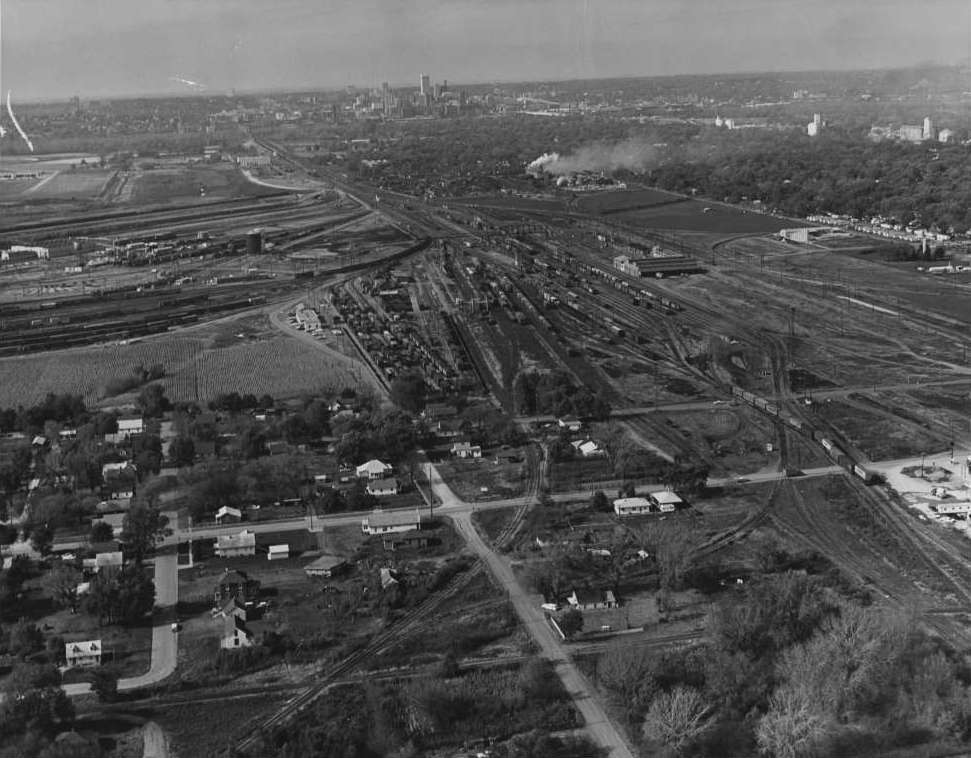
(5, 132), (971, 758)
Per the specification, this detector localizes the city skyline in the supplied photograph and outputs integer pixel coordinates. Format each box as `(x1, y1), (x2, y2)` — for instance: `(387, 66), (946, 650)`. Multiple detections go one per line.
(1, 0), (971, 101)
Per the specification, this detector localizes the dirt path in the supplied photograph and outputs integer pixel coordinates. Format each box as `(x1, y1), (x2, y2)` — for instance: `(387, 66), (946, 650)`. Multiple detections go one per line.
(142, 721), (171, 758)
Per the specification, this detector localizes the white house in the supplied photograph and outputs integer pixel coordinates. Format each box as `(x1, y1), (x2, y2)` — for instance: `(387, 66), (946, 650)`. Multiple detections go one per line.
(451, 441), (483, 459)
(567, 589), (617, 611)
(267, 544), (289, 561)
(571, 439), (604, 458)
(649, 491), (683, 512)
(366, 477), (400, 497)
(220, 615), (254, 650)
(117, 417), (144, 437)
(215, 506), (243, 524)
(613, 497), (653, 517)
(215, 530), (256, 558)
(356, 459), (393, 480)
(362, 508), (422, 535)
(65, 640), (102, 667)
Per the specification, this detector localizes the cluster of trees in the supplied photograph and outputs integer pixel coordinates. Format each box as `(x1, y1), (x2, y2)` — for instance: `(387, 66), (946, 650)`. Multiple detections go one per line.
(332, 408), (430, 466)
(0, 393), (89, 434)
(103, 363), (165, 397)
(262, 658), (580, 758)
(513, 371), (611, 420)
(650, 129), (971, 234)
(593, 570), (971, 756)
(207, 391), (275, 413)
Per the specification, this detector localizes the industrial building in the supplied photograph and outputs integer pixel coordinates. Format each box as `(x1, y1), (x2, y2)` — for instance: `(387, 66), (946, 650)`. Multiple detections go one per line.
(612, 253), (704, 277)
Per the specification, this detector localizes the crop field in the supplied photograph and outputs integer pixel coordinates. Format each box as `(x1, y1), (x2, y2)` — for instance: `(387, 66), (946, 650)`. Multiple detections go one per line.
(130, 166), (278, 204)
(0, 327), (365, 407)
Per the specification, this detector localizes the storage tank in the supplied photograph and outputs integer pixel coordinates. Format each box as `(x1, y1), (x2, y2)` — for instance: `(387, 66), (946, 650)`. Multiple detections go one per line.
(246, 230), (263, 255)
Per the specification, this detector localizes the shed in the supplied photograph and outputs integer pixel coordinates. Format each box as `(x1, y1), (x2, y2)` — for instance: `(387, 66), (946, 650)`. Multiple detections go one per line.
(267, 544), (290, 561)
(303, 554), (348, 578)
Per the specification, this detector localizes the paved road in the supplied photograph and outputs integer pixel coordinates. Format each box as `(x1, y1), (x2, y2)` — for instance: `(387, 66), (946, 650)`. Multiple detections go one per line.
(417, 464), (636, 757)
(63, 553), (179, 697)
(450, 508), (636, 758)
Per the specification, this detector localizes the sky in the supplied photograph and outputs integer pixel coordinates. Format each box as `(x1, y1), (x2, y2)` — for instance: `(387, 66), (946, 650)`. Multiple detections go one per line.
(1, 0), (970, 101)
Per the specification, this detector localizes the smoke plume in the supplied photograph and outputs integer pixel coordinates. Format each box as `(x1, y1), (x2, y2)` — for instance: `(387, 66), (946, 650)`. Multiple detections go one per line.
(6, 91), (34, 152)
(526, 138), (659, 177)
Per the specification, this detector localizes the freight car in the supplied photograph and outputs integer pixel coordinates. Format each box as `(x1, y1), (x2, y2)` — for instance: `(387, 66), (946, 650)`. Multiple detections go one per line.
(853, 464), (878, 484)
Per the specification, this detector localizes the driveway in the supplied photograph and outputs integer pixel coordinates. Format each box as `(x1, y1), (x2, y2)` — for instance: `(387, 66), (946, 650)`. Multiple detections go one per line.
(63, 552), (179, 696)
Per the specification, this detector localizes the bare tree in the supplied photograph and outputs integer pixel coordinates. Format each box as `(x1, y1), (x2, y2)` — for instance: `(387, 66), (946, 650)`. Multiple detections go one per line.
(756, 686), (832, 758)
(599, 641), (658, 723)
(642, 685), (713, 753)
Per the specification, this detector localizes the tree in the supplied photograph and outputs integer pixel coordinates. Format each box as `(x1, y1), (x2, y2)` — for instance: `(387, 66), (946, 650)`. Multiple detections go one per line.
(642, 686), (714, 754)
(437, 650), (460, 679)
(168, 435), (195, 467)
(558, 608), (584, 638)
(121, 501), (171, 563)
(0, 523), (17, 545)
(390, 371), (427, 413)
(599, 642), (660, 724)
(137, 384), (169, 418)
(28, 524), (54, 556)
(518, 657), (558, 702)
(89, 521), (113, 544)
(82, 564), (155, 626)
(591, 490), (610, 512)
(43, 562), (83, 613)
(0, 661), (73, 736)
(8, 617), (44, 657)
(90, 667), (119, 703)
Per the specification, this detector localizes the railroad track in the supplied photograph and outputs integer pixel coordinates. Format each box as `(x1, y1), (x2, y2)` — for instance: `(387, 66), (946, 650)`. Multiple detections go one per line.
(235, 560), (486, 755)
(691, 476), (783, 560)
(848, 478), (971, 608)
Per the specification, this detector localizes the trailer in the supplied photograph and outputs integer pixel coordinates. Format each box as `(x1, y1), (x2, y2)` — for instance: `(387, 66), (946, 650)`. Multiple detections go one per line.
(819, 438), (834, 453)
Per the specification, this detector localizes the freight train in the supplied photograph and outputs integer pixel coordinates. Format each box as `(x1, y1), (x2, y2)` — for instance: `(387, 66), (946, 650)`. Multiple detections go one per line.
(730, 385), (878, 483)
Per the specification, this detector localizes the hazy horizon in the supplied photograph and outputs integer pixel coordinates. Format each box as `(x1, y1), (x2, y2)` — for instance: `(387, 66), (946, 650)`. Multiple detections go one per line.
(1, 0), (970, 101)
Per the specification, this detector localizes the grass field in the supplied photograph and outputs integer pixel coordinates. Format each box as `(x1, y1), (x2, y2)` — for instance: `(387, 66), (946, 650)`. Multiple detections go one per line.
(131, 166), (278, 204)
(0, 326), (365, 407)
(26, 170), (114, 199)
(0, 178), (42, 198)
(616, 200), (799, 234)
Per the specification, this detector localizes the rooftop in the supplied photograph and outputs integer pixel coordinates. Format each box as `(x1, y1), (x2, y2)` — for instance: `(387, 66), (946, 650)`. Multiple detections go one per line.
(365, 508), (422, 528)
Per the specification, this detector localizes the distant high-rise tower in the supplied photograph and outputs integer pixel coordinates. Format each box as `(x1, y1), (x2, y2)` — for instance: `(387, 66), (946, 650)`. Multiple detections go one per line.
(807, 113), (822, 137)
(923, 116), (934, 140)
(420, 73), (430, 96)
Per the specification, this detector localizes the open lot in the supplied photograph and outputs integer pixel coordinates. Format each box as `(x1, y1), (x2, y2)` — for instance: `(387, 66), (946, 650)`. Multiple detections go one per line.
(0, 314), (365, 407)
(25, 170), (114, 199)
(130, 166), (279, 204)
(615, 200), (799, 234)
